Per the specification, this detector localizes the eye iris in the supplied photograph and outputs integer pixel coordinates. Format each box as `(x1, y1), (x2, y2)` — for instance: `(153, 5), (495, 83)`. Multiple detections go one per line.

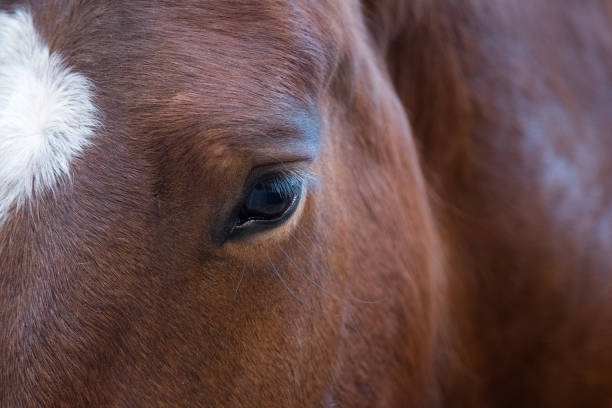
(239, 177), (300, 222)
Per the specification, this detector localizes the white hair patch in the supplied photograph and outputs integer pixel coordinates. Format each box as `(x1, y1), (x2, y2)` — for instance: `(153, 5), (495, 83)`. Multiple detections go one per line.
(0, 8), (99, 227)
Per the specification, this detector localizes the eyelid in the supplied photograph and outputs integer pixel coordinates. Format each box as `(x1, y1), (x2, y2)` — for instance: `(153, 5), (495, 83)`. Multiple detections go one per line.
(227, 182), (304, 242)
(243, 163), (316, 195)
(222, 167), (313, 243)
(262, 170), (312, 196)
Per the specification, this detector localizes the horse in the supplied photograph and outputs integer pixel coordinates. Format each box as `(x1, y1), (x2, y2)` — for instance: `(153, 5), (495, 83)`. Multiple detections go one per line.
(1, 1), (611, 406)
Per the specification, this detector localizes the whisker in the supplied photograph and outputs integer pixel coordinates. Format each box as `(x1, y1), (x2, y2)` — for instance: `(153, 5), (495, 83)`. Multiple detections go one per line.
(233, 263), (247, 300)
(289, 231), (384, 304)
(266, 253), (306, 306)
(295, 224), (320, 247)
(290, 230), (327, 272)
(278, 244), (345, 303)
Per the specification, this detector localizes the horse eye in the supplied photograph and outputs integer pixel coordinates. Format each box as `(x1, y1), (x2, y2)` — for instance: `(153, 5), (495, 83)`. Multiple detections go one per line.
(237, 174), (302, 227)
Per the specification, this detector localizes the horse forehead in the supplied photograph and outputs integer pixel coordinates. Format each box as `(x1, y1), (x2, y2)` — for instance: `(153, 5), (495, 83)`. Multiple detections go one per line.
(88, 2), (342, 152)
(0, 8), (99, 228)
(145, 1), (341, 90)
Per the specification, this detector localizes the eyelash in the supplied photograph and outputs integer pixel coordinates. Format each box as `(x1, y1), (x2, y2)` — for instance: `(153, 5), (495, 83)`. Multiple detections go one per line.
(260, 168), (313, 197)
(214, 167), (314, 244)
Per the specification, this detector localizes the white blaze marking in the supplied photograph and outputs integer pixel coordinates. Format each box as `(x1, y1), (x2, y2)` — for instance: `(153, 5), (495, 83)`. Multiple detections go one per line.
(0, 8), (99, 227)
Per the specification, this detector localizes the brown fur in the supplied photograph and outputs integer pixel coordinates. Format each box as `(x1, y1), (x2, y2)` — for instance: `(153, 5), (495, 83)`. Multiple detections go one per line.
(1, 0), (611, 407)
(373, 0), (612, 406)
